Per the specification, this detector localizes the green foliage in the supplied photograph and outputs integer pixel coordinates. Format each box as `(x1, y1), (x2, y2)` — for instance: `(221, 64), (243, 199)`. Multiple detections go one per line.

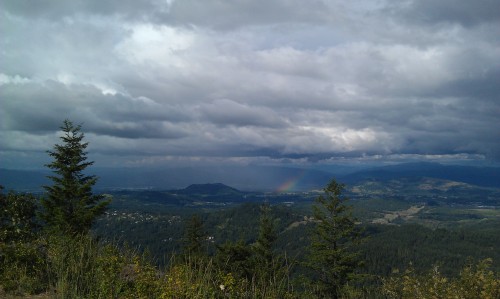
(183, 214), (206, 257)
(1, 185), (499, 297)
(1, 231), (299, 298)
(211, 205), (297, 298)
(307, 179), (364, 298)
(0, 187), (44, 295)
(2, 228), (497, 298)
(44, 235), (173, 299)
(160, 260), (217, 298)
(0, 187), (38, 243)
(45, 234), (106, 298)
(40, 120), (110, 234)
(383, 259), (500, 299)
(254, 203), (277, 267)
(90, 190), (500, 296)
(359, 223), (500, 277)
(252, 202), (280, 283)
(0, 240), (46, 295)
(216, 240), (255, 280)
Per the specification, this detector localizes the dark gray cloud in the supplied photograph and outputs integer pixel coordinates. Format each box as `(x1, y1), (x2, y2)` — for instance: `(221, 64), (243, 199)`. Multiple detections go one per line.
(162, 0), (332, 30)
(1, 0), (162, 21)
(389, 0), (500, 27)
(1, 0), (334, 29)
(1, 0), (499, 169)
(199, 99), (289, 128)
(0, 80), (190, 139)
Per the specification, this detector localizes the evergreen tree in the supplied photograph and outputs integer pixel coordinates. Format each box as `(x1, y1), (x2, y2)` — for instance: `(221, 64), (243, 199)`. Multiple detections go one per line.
(183, 214), (205, 256)
(307, 179), (363, 299)
(215, 240), (254, 280)
(40, 120), (110, 234)
(253, 203), (277, 276)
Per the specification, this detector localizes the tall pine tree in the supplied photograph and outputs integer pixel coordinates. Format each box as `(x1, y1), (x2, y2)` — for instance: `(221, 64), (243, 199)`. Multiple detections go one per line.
(183, 214), (206, 257)
(253, 203), (277, 275)
(307, 179), (363, 299)
(40, 120), (110, 234)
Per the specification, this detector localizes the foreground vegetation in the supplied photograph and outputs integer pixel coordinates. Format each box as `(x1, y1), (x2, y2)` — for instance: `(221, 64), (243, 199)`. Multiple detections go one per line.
(2, 184), (499, 298)
(1, 229), (498, 298)
(0, 232), (296, 298)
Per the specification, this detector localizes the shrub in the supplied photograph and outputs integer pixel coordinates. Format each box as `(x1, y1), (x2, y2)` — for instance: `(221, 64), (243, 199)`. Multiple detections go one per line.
(383, 259), (500, 299)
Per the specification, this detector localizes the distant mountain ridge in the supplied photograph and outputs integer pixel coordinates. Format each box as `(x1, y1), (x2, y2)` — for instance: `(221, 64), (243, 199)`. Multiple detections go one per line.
(340, 162), (500, 188)
(1, 162), (499, 192)
(0, 166), (331, 192)
(178, 183), (243, 195)
(86, 165), (332, 191)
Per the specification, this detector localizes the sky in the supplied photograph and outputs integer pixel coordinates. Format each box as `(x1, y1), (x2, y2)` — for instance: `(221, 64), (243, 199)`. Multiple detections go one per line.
(1, 0), (499, 170)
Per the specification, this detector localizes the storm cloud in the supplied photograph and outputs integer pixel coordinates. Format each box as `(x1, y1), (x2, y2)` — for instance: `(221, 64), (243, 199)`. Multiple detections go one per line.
(1, 0), (499, 169)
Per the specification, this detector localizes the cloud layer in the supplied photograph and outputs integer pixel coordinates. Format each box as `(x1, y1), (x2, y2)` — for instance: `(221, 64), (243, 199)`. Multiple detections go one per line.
(1, 0), (499, 168)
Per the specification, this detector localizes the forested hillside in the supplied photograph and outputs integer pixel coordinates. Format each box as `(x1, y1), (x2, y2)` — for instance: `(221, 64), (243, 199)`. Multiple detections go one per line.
(93, 189), (500, 275)
(3, 185), (499, 298)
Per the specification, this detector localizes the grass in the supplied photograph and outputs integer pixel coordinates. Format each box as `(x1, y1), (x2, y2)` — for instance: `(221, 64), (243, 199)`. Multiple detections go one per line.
(2, 232), (499, 298)
(1, 234), (301, 298)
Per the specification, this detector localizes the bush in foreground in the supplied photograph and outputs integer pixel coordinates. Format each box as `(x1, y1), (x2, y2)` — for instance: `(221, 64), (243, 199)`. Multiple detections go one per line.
(383, 258), (500, 299)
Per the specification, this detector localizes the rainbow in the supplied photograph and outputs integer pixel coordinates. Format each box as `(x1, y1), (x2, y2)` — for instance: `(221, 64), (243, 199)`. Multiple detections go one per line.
(276, 169), (307, 192)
